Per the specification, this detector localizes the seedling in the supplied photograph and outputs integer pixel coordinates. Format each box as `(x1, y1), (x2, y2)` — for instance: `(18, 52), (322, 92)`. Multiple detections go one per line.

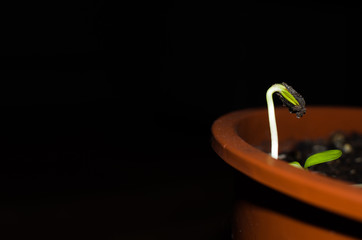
(266, 82), (342, 169)
(266, 82), (306, 159)
(289, 149), (342, 169)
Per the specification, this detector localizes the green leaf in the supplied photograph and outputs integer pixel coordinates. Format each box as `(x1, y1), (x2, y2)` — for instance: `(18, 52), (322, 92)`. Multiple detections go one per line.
(304, 150), (342, 169)
(289, 161), (303, 169)
(280, 88), (300, 106)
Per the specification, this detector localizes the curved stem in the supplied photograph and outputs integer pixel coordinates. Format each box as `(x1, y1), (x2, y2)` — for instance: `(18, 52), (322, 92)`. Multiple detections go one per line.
(266, 84), (284, 159)
(266, 83), (305, 159)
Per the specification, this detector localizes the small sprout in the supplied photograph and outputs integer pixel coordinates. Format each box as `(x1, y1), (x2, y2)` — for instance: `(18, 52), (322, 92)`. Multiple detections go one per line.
(265, 83), (343, 174)
(289, 149), (342, 169)
(266, 82), (306, 159)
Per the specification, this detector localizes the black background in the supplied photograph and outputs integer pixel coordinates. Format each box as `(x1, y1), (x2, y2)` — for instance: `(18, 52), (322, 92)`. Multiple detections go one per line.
(0, 1), (355, 239)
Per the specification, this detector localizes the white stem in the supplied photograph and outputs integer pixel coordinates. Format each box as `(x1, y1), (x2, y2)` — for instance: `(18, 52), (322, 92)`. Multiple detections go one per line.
(266, 84), (284, 159)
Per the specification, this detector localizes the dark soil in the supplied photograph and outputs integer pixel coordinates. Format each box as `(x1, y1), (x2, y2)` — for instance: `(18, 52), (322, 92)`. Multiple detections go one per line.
(281, 132), (362, 184)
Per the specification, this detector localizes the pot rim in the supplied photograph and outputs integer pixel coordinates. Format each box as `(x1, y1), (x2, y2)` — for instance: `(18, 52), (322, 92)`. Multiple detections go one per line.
(212, 106), (362, 222)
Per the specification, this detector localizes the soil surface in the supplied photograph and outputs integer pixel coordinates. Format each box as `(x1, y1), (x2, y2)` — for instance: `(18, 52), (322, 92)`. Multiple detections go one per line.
(281, 132), (362, 184)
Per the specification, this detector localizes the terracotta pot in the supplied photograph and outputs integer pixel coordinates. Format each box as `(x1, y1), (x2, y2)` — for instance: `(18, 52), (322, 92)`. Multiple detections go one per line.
(211, 107), (362, 239)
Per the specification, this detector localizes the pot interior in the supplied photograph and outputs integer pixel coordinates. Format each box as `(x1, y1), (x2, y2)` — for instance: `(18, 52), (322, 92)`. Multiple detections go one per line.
(237, 107), (362, 153)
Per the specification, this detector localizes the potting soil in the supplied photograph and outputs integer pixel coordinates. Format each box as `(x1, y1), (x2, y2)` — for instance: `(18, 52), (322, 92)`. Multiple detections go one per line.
(281, 132), (362, 184)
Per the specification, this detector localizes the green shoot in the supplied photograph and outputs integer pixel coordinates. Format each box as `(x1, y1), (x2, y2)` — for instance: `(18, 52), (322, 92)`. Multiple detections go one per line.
(266, 83), (306, 159)
(289, 149), (342, 169)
